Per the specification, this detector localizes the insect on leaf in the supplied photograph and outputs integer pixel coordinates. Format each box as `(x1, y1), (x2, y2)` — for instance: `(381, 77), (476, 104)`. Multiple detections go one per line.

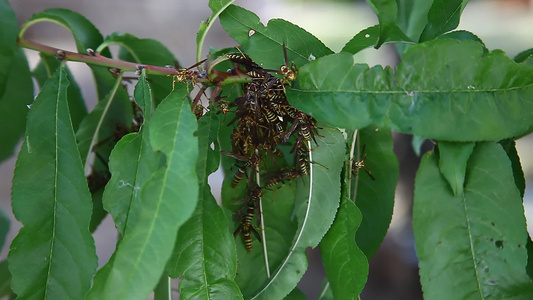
(249, 128), (345, 300)
(353, 127), (398, 259)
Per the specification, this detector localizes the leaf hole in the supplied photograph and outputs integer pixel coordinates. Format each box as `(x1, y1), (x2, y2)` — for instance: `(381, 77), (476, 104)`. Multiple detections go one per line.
(495, 240), (504, 249)
(364, 33), (370, 38)
(210, 142), (215, 150)
(248, 29), (256, 37)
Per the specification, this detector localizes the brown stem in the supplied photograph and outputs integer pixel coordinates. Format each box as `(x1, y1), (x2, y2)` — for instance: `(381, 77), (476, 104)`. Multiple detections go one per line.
(17, 37), (181, 76)
(16, 37), (253, 87)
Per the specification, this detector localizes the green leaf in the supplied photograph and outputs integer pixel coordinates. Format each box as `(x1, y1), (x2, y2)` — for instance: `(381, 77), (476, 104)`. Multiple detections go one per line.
(395, 0), (433, 54)
(33, 54), (87, 131)
(341, 24), (412, 55)
(288, 39), (533, 141)
(0, 47), (33, 163)
(133, 70), (154, 121)
(317, 280), (334, 300)
(219, 5), (333, 70)
(320, 178), (368, 299)
(75, 74), (133, 168)
(0, 206), (9, 252)
(102, 130), (163, 236)
(196, 0), (235, 62)
(0, 0), (18, 97)
(0, 259), (12, 297)
(97, 32), (177, 105)
(396, 0), (432, 38)
(411, 135), (426, 156)
(365, 0), (400, 48)
(231, 183), (298, 298)
(419, 0), (469, 42)
(437, 142), (475, 196)
(153, 276), (171, 300)
(101, 70), (162, 236)
(353, 128), (398, 258)
(499, 139), (525, 198)
(284, 288), (306, 300)
(87, 89), (199, 300)
(19, 8), (115, 99)
(88, 188), (106, 232)
(515, 48), (533, 64)
(414, 143), (533, 299)
(527, 237), (533, 281)
(249, 128), (345, 300)
(166, 111), (241, 299)
(9, 67), (97, 300)
(437, 30), (486, 48)
(169, 185), (242, 299)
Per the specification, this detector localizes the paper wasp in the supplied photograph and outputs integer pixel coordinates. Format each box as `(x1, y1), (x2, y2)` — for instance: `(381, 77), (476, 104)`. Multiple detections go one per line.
(233, 187), (263, 252)
(349, 145), (375, 180)
(221, 151), (263, 188)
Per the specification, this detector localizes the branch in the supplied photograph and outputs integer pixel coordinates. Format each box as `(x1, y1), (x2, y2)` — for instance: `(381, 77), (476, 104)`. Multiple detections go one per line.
(16, 37), (253, 86)
(17, 37), (177, 76)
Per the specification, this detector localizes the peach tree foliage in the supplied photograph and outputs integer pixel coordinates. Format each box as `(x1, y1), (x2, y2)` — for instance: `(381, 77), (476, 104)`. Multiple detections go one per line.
(1, 0), (533, 299)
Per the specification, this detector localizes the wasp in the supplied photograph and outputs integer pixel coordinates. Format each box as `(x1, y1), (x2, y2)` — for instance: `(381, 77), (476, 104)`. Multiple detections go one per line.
(171, 59), (207, 92)
(264, 168), (301, 189)
(233, 187), (263, 252)
(226, 52), (263, 73)
(349, 145), (375, 180)
(222, 152), (262, 188)
(296, 145), (309, 176)
(193, 103), (206, 120)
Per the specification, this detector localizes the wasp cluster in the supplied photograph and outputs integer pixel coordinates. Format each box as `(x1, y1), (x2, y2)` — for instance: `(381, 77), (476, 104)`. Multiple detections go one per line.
(217, 51), (320, 252)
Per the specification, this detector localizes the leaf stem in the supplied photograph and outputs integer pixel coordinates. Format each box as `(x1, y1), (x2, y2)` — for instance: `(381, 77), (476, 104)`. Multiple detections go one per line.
(251, 140), (314, 299)
(347, 130), (359, 200)
(83, 71), (124, 174)
(256, 165), (271, 279)
(317, 281), (330, 299)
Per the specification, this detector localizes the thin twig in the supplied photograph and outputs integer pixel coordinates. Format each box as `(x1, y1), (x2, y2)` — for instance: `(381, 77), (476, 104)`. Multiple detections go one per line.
(83, 71), (124, 174)
(347, 129), (359, 200)
(16, 37), (253, 86)
(256, 164), (271, 279)
(250, 140), (314, 299)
